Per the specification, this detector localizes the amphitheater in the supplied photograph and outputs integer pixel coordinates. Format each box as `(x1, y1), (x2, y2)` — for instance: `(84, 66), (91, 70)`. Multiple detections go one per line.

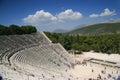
(0, 32), (120, 80)
(0, 32), (81, 80)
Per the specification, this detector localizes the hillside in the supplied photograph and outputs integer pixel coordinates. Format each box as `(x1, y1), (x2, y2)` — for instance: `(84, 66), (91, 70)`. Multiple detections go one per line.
(53, 29), (68, 33)
(68, 23), (120, 35)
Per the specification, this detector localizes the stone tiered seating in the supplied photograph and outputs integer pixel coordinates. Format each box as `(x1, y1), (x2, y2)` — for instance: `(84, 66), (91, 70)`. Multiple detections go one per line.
(0, 32), (51, 64)
(50, 43), (74, 63)
(10, 44), (72, 71)
(0, 32), (79, 80)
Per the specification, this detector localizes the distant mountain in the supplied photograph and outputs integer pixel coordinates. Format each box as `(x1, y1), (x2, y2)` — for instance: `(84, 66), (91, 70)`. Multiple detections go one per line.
(53, 29), (68, 33)
(67, 22), (120, 35)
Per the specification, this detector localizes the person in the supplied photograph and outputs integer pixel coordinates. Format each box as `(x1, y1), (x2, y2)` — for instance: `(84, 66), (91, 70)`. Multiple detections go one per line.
(104, 67), (106, 70)
(112, 71), (113, 74)
(97, 74), (102, 80)
(116, 71), (118, 74)
(117, 76), (120, 80)
(65, 69), (67, 72)
(52, 75), (55, 78)
(42, 74), (44, 78)
(112, 77), (116, 80)
(92, 69), (94, 72)
(103, 77), (107, 80)
(68, 78), (70, 80)
(101, 70), (106, 74)
(108, 74), (112, 79)
(0, 76), (3, 80)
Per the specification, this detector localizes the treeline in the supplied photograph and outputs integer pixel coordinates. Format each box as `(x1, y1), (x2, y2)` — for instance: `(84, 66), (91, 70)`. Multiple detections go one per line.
(0, 24), (37, 35)
(45, 32), (120, 54)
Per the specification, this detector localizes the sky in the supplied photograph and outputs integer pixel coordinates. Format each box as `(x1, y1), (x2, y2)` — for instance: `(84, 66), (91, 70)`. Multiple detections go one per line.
(0, 0), (120, 32)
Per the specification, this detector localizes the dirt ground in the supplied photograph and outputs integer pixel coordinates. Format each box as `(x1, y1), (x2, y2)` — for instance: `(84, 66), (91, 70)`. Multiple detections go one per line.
(71, 54), (120, 80)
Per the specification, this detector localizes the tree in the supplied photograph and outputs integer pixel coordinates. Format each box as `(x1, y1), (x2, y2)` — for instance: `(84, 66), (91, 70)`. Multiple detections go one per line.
(0, 24), (37, 35)
(21, 25), (37, 34)
(9, 24), (23, 34)
(0, 24), (7, 35)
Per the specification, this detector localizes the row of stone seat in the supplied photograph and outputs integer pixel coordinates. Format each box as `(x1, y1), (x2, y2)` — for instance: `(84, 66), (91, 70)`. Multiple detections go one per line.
(0, 32), (51, 64)
(10, 44), (72, 72)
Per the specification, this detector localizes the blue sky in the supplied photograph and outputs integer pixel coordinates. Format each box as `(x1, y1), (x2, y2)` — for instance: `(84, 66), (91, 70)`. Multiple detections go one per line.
(0, 0), (120, 31)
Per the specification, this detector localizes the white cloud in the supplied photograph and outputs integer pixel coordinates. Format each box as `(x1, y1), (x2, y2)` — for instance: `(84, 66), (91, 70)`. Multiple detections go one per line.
(23, 9), (83, 26)
(57, 9), (83, 20)
(100, 8), (116, 17)
(23, 10), (57, 26)
(89, 8), (116, 18)
(89, 14), (99, 18)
